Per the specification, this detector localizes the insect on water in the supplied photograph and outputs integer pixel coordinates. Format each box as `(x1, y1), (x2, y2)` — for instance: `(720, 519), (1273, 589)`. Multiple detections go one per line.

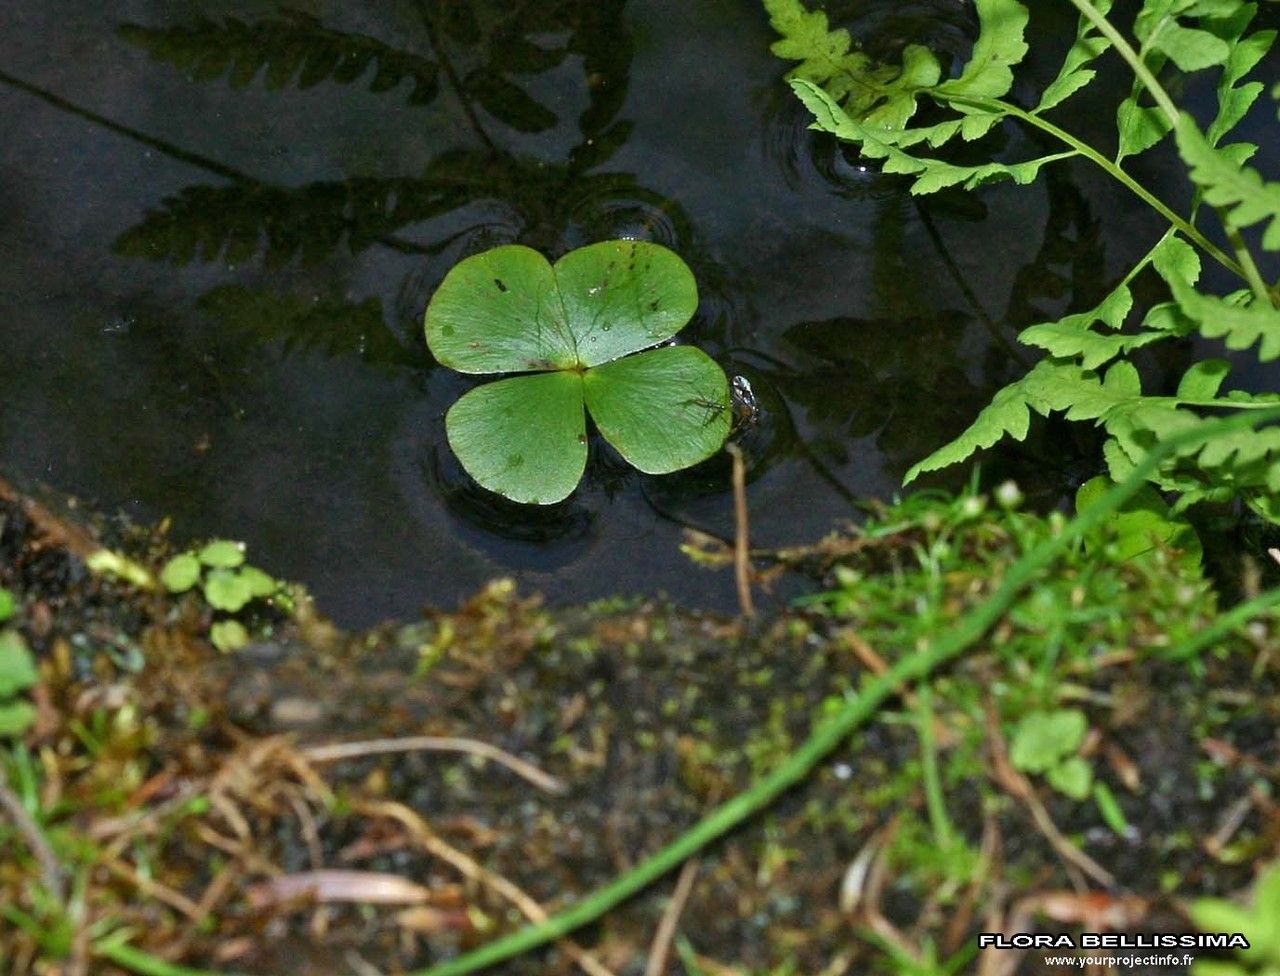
(681, 375), (759, 434)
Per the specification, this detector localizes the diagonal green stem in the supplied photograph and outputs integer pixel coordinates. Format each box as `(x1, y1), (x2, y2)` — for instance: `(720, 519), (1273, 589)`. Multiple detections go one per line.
(1064, 0), (1178, 124)
(1170, 586), (1280, 661)
(1059, 0), (1272, 306)
(941, 92), (1245, 282)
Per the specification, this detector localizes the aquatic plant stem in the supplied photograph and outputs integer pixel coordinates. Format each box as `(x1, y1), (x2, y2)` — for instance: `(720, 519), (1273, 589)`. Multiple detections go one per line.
(916, 687), (955, 851)
(402, 408), (1280, 976)
(98, 941), (249, 976)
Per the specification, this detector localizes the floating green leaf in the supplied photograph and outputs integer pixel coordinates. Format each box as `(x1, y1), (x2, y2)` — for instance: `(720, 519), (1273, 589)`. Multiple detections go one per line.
(426, 241), (728, 505)
(584, 346), (730, 475)
(0, 588), (14, 623)
(446, 372), (588, 506)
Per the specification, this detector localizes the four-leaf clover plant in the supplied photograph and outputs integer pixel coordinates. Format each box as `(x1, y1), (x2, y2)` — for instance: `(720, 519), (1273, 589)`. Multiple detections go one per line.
(424, 240), (731, 505)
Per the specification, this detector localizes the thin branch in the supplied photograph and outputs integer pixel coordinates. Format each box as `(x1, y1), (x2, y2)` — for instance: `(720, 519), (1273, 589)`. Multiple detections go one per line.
(300, 735), (566, 795)
(725, 444), (755, 618)
(644, 859), (700, 976)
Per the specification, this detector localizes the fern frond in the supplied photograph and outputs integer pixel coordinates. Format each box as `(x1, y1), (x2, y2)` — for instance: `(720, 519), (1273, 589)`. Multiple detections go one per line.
(793, 81), (1069, 194)
(1170, 277), (1280, 360)
(903, 359), (1071, 483)
(119, 12), (440, 104)
(113, 175), (471, 267)
(1176, 116), (1280, 250)
(1035, 0), (1114, 113)
(1203, 5), (1276, 145)
(763, 0), (940, 129)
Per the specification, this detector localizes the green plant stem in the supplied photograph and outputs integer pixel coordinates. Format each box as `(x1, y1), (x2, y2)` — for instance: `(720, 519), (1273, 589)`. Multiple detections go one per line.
(401, 408), (1280, 976)
(1220, 213), (1275, 308)
(944, 93), (1245, 282)
(98, 941), (250, 976)
(89, 411), (1280, 976)
(1170, 587), (1280, 661)
(916, 686), (955, 850)
(1061, 0), (1272, 306)
(1064, 0), (1179, 125)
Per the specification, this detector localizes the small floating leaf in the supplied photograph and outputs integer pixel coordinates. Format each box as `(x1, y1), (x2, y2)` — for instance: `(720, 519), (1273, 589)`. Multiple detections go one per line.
(198, 540), (246, 569)
(445, 371), (588, 505)
(0, 588), (14, 623)
(583, 345), (731, 474)
(425, 240), (729, 504)
(160, 553), (202, 593)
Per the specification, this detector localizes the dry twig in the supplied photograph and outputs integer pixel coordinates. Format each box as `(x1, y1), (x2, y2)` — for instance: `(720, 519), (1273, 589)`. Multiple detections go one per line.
(644, 858), (699, 976)
(300, 735), (565, 795)
(725, 444), (755, 618)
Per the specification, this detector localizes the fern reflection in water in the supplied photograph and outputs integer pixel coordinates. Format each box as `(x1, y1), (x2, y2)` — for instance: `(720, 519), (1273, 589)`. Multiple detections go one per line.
(111, 0), (710, 373)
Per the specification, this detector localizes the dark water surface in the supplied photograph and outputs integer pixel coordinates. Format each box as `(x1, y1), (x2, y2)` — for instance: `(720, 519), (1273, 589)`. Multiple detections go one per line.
(1, 1), (1270, 624)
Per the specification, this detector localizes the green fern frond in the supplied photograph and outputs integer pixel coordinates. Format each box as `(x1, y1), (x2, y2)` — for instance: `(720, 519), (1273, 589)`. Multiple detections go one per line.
(1177, 115), (1280, 250)
(792, 81), (1068, 194)
(1035, 0), (1114, 113)
(763, 0), (940, 129)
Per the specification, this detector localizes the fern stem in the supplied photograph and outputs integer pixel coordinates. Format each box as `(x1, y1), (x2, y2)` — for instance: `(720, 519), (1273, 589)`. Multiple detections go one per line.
(944, 93), (1245, 282)
(1219, 214), (1275, 307)
(1060, 0), (1273, 306)
(1063, 0), (1179, 125)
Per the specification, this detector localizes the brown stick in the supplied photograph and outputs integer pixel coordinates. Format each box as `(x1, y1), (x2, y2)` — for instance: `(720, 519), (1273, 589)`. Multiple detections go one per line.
(299, 735), (565, 795)
(725, 444), (755, 618)
(644, 858), (699, 976)
(359, 800), (618, 976)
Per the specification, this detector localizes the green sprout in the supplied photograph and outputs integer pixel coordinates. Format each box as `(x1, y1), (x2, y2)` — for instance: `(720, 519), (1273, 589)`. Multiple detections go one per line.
(1009, 708), (1093, 800)
(159, 541), (281, 652)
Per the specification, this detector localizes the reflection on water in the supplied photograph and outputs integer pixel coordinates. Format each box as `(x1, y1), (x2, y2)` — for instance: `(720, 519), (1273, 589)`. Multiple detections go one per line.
(0, 0), (1177, 623)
